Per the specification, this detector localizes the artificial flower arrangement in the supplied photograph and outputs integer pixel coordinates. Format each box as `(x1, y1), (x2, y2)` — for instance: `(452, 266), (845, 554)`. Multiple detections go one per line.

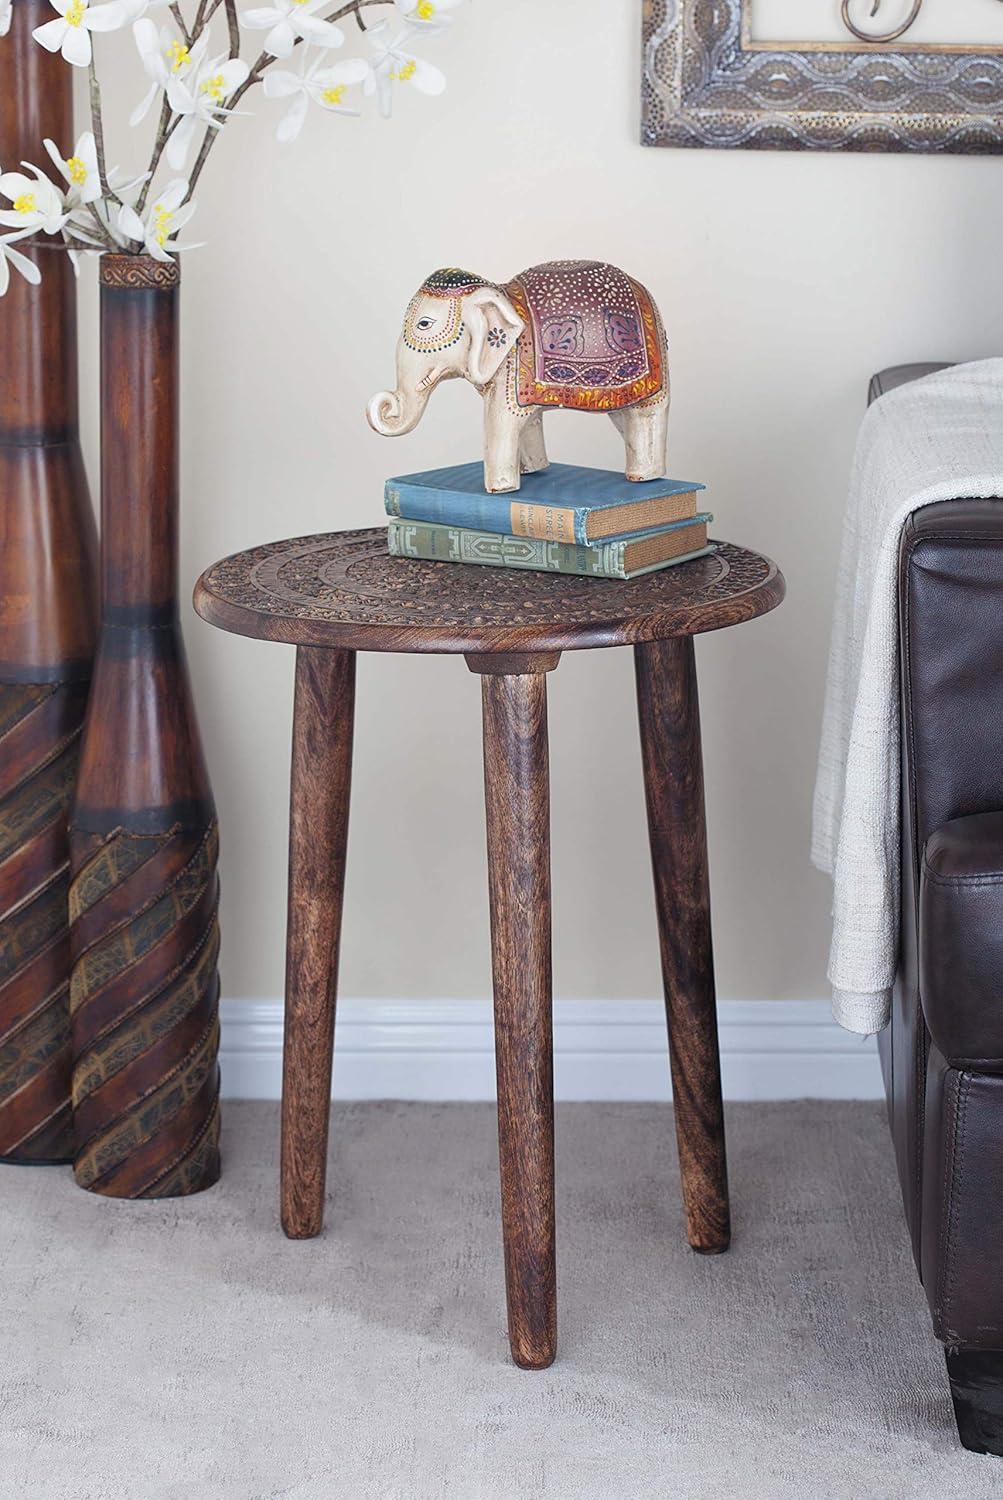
(0, 0), (465, 295)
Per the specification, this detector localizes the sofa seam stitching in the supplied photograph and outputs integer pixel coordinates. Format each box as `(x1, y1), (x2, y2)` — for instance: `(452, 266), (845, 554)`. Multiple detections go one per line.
(922, 867), (1003, 889)
(940, 1070), (972, 1333)
(902, 535), (926, 1228)
(934, 1068), (959, 1321)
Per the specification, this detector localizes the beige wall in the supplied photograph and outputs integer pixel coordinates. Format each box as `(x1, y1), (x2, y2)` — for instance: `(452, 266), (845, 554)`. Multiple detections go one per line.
(75, 1), (1003, 1005)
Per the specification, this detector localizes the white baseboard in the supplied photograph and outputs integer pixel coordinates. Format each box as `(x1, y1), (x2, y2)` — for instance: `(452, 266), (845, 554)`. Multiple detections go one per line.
(219, 998), (883, 1102)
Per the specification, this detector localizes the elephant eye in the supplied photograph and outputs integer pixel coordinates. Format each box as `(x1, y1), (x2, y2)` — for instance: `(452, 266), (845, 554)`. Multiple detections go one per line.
(417, 318), (434, 330)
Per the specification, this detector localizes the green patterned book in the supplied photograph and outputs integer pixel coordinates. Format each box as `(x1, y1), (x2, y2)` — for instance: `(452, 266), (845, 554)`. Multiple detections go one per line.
(387, 516), (714, 580)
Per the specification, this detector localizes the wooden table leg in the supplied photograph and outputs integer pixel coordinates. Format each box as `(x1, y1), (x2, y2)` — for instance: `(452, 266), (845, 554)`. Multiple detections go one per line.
(476, 663), (557, 1369)
(280, 646), (355, 1240)
(634, 637), (730, 1255)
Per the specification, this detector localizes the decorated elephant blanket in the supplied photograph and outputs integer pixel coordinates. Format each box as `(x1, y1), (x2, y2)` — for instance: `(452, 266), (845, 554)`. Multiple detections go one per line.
(504, 260), (664, 412)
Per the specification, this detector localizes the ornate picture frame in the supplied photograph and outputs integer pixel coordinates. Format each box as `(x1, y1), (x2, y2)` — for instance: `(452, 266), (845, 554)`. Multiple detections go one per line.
(642, 0), (1003, 153)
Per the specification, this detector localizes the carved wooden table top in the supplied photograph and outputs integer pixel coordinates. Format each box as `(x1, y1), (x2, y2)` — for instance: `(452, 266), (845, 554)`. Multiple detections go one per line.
(194, 528), (785, 655)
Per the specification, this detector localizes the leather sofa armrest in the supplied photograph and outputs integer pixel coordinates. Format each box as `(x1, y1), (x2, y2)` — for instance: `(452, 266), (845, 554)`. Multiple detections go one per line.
(921, 812), (1003, 1071)
(899, 501), (1003, 869)
(868, 363), (954, 405)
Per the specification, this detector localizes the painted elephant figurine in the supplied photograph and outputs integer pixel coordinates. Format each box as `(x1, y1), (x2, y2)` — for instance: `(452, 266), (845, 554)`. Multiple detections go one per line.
(367, 260), (670, 494)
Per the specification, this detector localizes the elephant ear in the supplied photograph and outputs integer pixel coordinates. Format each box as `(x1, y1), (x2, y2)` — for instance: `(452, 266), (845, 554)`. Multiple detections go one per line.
(464, 287), (524, 387)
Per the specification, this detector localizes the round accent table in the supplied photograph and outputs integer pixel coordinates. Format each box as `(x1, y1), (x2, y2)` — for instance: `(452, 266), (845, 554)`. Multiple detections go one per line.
(194, 527), (785, 1370)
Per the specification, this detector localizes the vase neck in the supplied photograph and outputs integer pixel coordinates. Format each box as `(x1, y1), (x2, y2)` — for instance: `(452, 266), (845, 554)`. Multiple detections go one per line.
(0, 0), (77, 445)
(99, 263), (181, 613)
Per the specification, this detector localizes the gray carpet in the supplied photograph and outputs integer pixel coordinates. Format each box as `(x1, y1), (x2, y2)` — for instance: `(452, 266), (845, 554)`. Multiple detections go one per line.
(1, 1102), (999, 1499)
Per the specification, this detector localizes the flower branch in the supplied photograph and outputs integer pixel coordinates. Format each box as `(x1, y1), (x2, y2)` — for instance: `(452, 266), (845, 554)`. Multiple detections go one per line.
(85, 200), (118, 248)
(184, 0), (389, 196)
(225, 0), (239, 57)
(0, 0), (466, 293)
(88, 57), (115, 199)
(135, 95), (173, 215)
(169, 2), (192, 46)
(229, 0), (387, 110)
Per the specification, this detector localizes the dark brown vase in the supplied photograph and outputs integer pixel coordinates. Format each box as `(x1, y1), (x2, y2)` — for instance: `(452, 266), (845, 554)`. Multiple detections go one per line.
(68, 255), (221, 1198)
(0, 0), (99, 1164)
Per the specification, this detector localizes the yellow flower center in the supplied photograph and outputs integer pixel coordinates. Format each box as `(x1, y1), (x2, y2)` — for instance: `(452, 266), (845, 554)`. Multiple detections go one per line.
(64, 0), (85, 26)
(415, 0), (434, 17)
(66, 155), (87, 186)
(168, 41), (190, 71)
(321, 85), (345, 105)
(392, 59), (417, 81)
(13, 193), (37, 216)
(200, 72), (227, 101)
(153, 205), (173, 248)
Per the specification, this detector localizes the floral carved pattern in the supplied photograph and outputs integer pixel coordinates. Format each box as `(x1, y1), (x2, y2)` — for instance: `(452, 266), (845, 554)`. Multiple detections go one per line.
(196, 528), (785, 653)
(642, 0), (1003, 154)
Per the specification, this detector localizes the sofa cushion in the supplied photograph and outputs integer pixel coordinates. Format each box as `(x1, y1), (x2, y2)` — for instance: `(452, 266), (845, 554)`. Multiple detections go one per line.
(921, 812), (1003, 1070)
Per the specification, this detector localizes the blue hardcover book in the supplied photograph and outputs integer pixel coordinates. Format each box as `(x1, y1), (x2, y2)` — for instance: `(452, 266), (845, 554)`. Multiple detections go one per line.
(384, 462), (706, 547)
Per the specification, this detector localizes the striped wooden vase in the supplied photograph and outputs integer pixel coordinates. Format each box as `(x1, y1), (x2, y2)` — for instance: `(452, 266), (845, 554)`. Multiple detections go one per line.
(0, 0), (99, 1164)
(68, 256), (221, 1198)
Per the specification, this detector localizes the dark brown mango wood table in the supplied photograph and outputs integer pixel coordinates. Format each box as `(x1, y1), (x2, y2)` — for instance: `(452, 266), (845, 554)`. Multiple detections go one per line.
(194, 526), (785, 1370)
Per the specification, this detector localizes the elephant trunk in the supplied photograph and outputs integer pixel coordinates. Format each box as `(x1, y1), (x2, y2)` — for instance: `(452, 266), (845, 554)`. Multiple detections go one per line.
(366, 384), (431, 438)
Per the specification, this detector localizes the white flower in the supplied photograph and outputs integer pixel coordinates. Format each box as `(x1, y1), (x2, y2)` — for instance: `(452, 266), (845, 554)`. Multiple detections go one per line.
(0, 232), (42, 298)
(165, 51), (250, 168)
(65, 163), (148, 253)
(108, 164), (150, 198)
(240, 0), (343, 60)
(130, 20), (205, 127)
(0, 164), (67, 235)
(117, 177), (197, 261)
(42, 130), (102, 207)
(0, 0), (13, 38)
(365, 23), (445, 118)
(32, 0), (130, 68)
(40, 133), (107, 269)
(393, 0), (463, 27)
(263, 55), (369, 142)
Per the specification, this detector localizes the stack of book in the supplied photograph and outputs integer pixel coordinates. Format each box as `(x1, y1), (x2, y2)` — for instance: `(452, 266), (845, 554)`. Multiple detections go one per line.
(384, 462), (713, 581)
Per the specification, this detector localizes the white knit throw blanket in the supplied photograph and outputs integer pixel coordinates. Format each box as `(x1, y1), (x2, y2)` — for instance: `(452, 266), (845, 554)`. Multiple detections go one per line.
(812, 359), (1003, 1036)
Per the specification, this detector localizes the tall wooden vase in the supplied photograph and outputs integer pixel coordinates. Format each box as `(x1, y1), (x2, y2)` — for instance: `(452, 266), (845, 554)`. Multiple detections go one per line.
(0, 0), (99, 1164)
(68, 256), (221, 1198)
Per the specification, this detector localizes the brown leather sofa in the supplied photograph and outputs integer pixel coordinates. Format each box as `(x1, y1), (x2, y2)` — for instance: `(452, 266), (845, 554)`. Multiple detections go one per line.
(871, 363), (1003, 1456)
